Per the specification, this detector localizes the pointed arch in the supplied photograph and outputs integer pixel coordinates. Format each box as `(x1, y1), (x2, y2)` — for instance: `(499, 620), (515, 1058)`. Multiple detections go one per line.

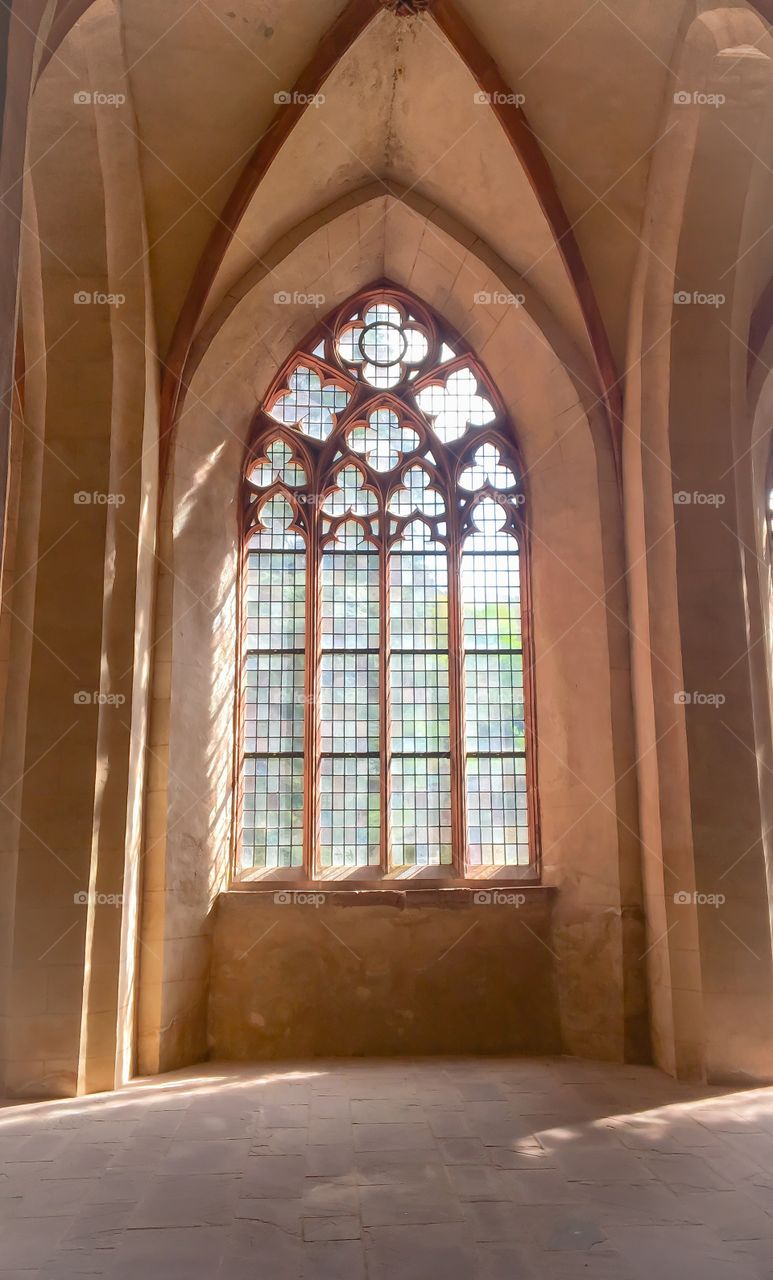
(238, 284), (537, 881)
(160, 0), (620, 486)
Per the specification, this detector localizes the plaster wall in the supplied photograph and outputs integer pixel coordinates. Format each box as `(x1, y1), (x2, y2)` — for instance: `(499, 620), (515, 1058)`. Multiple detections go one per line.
(140, 197), (647, 1072)
(208, 891), (561, 1059)
(0, 1), (160, 1097)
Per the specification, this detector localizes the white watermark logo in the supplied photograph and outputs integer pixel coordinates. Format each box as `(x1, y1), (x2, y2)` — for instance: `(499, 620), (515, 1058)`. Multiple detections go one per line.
(673, 491), (725, 507)
(274, 90), (325, 108)
(674, 290), (725, 308)
(473, 890), (527, 906)
(674, 691), (726, 707)
(673, 90), (725, 108)
(73, 691), (126, 707)
(673, 890), (725, 907)
(474, 91), (526, 107)
(473, 290), (525, 307)
(74, 291), (126, 307)
(74, 490), (126, 506)
(273, 290), (326, 307)
(73, 90), (126, 108)
(274, 890), (326, 908)
(74, 891), (123, 906)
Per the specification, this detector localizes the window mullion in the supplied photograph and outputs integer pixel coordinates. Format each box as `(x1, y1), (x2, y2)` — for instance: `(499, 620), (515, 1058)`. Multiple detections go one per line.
(447, 533), (468, 878)
(305, 501), (321, 880)
(379, 528), (390, 875)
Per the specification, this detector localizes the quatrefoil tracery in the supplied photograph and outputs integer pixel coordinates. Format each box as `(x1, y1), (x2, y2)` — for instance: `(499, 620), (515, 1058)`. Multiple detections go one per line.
(416, 368), (496, 442)
(336, 302), (430, 390)
(268, 365), (350, 440)
(347, 407), (419, 473)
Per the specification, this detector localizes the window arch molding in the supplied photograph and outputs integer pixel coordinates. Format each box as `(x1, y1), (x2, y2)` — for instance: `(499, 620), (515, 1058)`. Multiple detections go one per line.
(237, 285), (539, 883)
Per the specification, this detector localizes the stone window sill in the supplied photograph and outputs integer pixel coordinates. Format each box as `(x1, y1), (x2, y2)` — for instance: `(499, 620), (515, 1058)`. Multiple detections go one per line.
(226, 883), (554, 909)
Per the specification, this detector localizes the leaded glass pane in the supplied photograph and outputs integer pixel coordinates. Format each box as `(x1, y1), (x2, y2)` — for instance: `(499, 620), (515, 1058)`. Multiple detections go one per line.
(466, 757), (529, 867)
(320, 654), (379, 754)
(241, 498), (305, 870)
(462, 505), (528, 867)
(391, 654), (450, 753)
(322, 466), (378, 518)
(388, 531), (451, 866)
(391, 757), (452, 867)
(241, 756), (303, 870)
(320, 757), (380, 868)
(465, 654), (524, 754)
(244, 653), (305, 753)
(244, 550), (306, 650)
(319, 537), (380, 867)
(390, 537), (449, 649)
(321, 543), (379, 650)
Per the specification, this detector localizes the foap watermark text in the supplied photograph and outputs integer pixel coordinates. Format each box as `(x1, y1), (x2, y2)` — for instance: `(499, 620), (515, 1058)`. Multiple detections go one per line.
(274, 890), (326, 907)
(674, 691), (726, 707)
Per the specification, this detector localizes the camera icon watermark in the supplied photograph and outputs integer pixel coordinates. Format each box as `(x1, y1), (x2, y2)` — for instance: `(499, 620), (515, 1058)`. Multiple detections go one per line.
(274, 90), (325, 108)
(673, 890), (725, 907)
(74, 691), (126, 707)
(473, 290), (525, 307)
(673, 691), (726, 707)
(673, 90), (725, 108)
(473, 890), (526, 906)
(673, 491), (725, 507)
(74, 290), (126, 308)
(73, 90), (126, 108)
(74, 890), (123, 906)
(74, 490), (126, 506)
(473, 91), (526, 107)
(273, 290), (326, 307)
(273, 890), (326, 907)
(674, 290), (725, 308)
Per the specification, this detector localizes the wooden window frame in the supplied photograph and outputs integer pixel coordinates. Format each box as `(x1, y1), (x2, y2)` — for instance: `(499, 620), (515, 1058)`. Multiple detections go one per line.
(233, 285), (541, 886)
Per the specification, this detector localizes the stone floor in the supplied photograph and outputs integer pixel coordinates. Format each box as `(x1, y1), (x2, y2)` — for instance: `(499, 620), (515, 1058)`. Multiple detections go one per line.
(2, 1058), (773, 1278)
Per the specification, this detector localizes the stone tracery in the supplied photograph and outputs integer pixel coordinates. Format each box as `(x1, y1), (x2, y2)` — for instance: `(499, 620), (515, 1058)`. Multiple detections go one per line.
(242, 287), (533, 877)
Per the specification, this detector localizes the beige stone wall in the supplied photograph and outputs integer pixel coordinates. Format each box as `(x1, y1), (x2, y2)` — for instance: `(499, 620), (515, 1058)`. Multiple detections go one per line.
(141, 198), (647, 1069)
(0, 1), (159, 1097)
(208, 891), (561, 1059)
(3, 0), (773, 1095)
(622, 9), (773, 1082)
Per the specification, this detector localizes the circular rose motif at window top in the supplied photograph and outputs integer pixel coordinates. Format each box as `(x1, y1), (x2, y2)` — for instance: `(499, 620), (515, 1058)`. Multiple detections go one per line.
(336, 303), (429, 389)
(360, 321), (407, 367)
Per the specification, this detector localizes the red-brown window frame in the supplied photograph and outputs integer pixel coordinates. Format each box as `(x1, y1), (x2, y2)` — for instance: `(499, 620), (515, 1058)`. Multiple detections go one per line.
(233, 284), (541, 884)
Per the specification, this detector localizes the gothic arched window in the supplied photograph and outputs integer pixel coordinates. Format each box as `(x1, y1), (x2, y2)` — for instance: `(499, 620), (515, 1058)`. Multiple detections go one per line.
(239, 288), (537, 880)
